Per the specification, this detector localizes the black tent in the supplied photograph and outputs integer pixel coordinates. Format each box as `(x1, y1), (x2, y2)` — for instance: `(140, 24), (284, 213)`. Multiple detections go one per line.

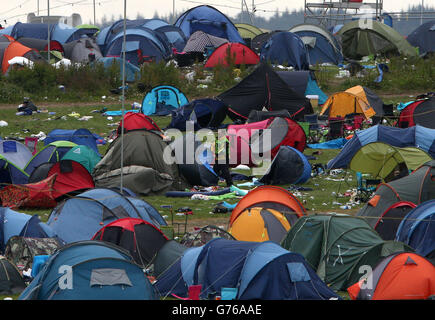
(218, 63), (313, 121)
(0, 256), (26, 295)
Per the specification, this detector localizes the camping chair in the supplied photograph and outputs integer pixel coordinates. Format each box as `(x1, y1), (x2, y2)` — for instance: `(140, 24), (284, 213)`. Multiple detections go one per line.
(327, 117), (344, 140)
(304, 114), (322, 143)
(344, 114), (364, 132)
(25, 137), (38, 155)
(356, 172), (381, 202)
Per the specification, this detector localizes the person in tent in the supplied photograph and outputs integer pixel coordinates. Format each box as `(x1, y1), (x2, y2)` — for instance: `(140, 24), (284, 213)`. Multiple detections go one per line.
(212, 135), (233, 187)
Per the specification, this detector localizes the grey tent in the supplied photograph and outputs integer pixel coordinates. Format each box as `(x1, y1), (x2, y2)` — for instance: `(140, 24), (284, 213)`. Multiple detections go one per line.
(63, 37), (103, 63)
(0, 256), (26, 295)
(183, 30), (228, 53)
(92, 130), (189, 195)
(152, 240), (187, 278)
(358, 160), (435, 227)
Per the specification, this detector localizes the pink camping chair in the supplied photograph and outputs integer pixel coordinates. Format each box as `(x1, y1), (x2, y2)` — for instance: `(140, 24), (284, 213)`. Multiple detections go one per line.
(25, 137), (38, 155)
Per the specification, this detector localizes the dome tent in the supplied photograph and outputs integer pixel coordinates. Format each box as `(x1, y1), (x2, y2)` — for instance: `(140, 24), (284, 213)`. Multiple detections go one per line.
(154, 238), (340, 300)
(19, 241), (157, 300)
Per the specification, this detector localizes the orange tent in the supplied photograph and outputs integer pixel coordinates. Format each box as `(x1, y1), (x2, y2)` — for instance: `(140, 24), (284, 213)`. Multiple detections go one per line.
(1, 40), (35, 74)
(320, 91), (376, 119)
(348, 252), (435, 300)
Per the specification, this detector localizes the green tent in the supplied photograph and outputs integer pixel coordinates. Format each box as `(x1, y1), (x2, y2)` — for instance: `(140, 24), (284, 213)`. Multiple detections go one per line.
(235, 23), (263, 39)
(281, 213), (412, 291)
(92, 130), (189, 195)
(357, 160), (435, 227)
(61, 145), (101, 173)
(338, 20), (418, 59)
(350, 142), (432, 181)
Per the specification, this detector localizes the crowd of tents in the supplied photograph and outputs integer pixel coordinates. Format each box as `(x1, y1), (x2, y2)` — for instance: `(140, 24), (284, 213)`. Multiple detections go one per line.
(0, 4), (434, 301)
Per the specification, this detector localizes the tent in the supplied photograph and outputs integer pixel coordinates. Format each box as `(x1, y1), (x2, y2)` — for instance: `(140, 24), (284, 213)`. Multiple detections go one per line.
(0, 40), (45, 74)
(169, 135), (219, 187)
(259, 146), (312, 185)
(180, 225), (236, 247)
(0, 140), (33, 170)
(338, 20), (417, 59)
(281, 213), (414, 291)
(327, 125), (435, 170)
(153, 24), (187, 53)
(9, 22), (90, 44)
(0, 160), (95, 208)
(251, 31), (280, 53)
(96, 57), (141, 82)
(373, 201), (417, 240)
(218, 63), (313, 121)
(0, 154), (30, 187)
(0, 256), (26, 295)
(154, 238), (340, 300)
(204, 42), (259, 68)
(398, 97), (435, 129)
(349, 142), (432, 181)
(407, 20), (435, 55)
(24, 141), (77, 175)
(175, 5), (244, 43)
(104, 26), (171, 65)
(15, 37), (64, 53)
(141, 85), (189, 116)
(289, 23), (343, 65)
(396, 199), (435, 259)
(44, 128), (100, 155)
(0, 207), (56, 253)
(46, 188), (166, 244)
(75, 24), (100, 37)
(92, 130), (188, 195)
(227, 116), (307, 167)
(62, 37), (103, 63)
(182, 30), (228, 53)
(167, 98), (227, 131)
(235, 23), (263, 40)
(229, 186), (306, 228)
(275, 70), (329, 105)
(152, 240), (187, 278)
(348, 252), (435, 300)
(61, 145), (101, 173)
(228, 207), (293, 243)
(5, 236), (63, 271)
(357, 161), (435, 228)
(116, 112), (162, 136)
(259, 31), (310, 70)
(320, 86), (385, 120)
(92, 217), (168, 267)
(19, 241), (157, 300)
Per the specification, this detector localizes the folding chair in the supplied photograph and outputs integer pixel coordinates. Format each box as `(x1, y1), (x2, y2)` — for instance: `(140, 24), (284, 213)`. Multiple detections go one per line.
(304, 114), (322, 143)
(355, 172), (381, 202)
(327, 117), (344, 140)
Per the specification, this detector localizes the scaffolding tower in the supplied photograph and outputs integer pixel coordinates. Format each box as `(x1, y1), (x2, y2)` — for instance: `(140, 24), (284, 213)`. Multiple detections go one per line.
(304, 0), (384, 28)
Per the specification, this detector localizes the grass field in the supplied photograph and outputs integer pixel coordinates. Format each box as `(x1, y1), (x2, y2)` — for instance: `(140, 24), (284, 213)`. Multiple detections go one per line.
(0, 91), (413, 300)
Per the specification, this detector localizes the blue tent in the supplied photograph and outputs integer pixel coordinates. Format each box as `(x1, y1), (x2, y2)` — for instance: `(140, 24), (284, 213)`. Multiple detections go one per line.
(96, 57), (141, 82)
(141, 85), (189, 116)
(407, 20), (435, 55)
(175, 5), (244, 44)
(46, 188), (166, 243)
(260, 32), (310, 70)
(276, 70), (328, 105)
(9, 22), (89, 44)
(154, 238), (340, 300)
(327, 125), (435, 169)
(23, 141), (77, 176)
(0, 140), (33, 170)
(396, 200), (435, 258)
(19, 241), (156, 300)
(167, 98), (227, 131)
(44, 129), (100, 155)
(0, 155), (29, 186)
(139, 19), (187, 52)
(0, 207), (57, 253)
(289, 24), (343, 65)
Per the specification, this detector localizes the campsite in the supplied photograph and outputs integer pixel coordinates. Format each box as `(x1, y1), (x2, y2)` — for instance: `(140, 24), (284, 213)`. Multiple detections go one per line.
(0, 2), (434, 303)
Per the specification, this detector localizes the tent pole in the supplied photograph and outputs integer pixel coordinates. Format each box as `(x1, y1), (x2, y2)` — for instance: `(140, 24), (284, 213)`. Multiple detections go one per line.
(120, 0), (127, 194)
(47, 0), (50, 62)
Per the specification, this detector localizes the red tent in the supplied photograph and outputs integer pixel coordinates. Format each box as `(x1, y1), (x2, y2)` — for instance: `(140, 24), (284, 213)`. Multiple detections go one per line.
(0, 160), (94, 209)
(204, 42), (259, 68)
(227, 116), (307, 167)
(116, 112), (162, 137)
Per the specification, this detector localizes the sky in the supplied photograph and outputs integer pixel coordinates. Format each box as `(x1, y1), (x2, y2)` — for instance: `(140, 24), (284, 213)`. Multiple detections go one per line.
(0, 0), (433, 27)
